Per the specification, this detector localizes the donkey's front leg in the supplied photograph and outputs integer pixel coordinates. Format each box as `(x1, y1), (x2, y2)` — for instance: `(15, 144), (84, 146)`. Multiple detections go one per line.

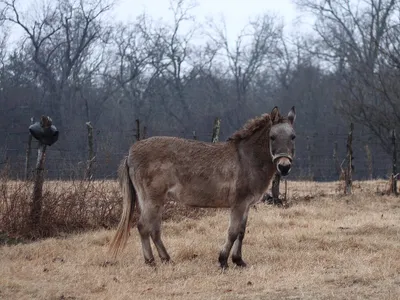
(218, 203), (249, 269)
(231, 206), (249, 267)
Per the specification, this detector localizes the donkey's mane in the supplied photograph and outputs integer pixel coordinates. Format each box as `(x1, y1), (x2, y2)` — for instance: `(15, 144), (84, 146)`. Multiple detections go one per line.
(227, 114), (271, 142)
(227, 113), (290, 142)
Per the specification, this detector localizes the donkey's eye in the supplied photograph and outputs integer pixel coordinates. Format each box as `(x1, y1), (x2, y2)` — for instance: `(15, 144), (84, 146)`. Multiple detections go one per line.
(270, 135), (276, 141)
(291, 135), (296, 140)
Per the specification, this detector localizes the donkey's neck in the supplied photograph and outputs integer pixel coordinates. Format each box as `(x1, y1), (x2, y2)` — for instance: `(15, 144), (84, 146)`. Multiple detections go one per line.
(235, 127), (272, 169)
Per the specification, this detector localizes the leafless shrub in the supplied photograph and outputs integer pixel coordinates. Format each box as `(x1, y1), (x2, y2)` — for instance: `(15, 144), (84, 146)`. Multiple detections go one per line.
(0, 167), (123, 240)
(0, 166), (215, 243)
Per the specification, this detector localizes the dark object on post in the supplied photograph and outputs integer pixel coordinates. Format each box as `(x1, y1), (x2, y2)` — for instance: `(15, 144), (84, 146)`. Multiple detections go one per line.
(29, 116), (59, 146)
(29, 116), (58, 231)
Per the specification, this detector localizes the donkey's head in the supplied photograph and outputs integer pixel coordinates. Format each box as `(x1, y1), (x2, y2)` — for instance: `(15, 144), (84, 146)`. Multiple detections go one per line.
(269, 106), (296, 176)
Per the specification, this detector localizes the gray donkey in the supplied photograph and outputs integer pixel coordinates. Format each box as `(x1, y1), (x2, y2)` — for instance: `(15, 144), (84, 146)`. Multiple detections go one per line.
(109, 106), (296, 269)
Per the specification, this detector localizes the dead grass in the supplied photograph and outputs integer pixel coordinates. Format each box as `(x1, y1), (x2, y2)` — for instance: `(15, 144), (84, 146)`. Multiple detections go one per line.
(1, 180), (400, 299)
(0, 178), (122, 240)
(0, 177), (213, 242)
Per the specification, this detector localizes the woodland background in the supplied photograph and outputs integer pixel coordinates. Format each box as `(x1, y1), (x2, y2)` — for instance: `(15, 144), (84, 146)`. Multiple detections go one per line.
(1, 0), (399, 181)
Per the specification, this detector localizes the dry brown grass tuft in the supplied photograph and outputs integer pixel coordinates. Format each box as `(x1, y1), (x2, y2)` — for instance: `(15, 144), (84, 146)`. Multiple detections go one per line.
(1, 180), (400, 299)
(0, 178), (123, 240)
(0, 177), (214, 242)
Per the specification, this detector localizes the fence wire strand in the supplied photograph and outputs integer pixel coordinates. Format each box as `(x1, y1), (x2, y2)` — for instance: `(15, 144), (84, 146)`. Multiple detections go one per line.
(0, 125), (395, 182)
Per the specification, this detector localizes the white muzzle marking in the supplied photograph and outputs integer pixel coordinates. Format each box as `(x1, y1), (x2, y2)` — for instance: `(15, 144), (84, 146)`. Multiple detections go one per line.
(271, 153), (293, 163)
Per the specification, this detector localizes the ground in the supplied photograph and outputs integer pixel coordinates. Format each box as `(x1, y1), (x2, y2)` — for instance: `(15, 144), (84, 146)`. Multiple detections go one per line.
(1, 180), (400, 299)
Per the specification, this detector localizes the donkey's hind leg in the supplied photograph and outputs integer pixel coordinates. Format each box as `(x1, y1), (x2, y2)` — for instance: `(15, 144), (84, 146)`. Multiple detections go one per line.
(149, 204), (171, 263)
(138, 200), (170, 265)
(137, 215), (155, 266)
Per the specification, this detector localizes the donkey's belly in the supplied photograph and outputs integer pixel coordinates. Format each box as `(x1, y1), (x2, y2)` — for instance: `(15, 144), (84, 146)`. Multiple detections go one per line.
(166, 181), (233, 208)
(184, 196), (232, 208)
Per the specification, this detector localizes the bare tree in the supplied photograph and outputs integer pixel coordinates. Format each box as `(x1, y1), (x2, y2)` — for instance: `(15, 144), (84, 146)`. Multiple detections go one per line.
(2, 0), (115, 125)
(208, 13), (283, 123)
(295, 0), (400, 153)
(107, 15), (167, 127)
(0, 2), (8, 76)
(119, 0), (220, 131)
(294, 0), (396, 69)
(157, 0), (201, 129)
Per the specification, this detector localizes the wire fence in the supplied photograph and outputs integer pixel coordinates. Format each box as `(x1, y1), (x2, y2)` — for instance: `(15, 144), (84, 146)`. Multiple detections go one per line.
(0, 123), (395, 182)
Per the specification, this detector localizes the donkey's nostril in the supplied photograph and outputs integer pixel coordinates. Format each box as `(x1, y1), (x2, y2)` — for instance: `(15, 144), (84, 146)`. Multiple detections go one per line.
(278, 163), (291, 176)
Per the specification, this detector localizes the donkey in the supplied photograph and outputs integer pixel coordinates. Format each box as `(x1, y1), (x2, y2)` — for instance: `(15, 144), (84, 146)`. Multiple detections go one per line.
(108, 106), (296, 269)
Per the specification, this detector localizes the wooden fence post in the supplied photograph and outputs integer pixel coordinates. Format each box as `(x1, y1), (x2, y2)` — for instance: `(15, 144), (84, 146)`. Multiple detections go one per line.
(135, 119), (141, 142)
(333, 140), (340, 178)
(391, 129), (398, 195)
(142, 126), (147, 139)
(30, 142), (47, 229)
(284, 179), (288, 203)
(306, 135), (312, 179)
(24, 117), (35, 180)
(271, 173), (281, 205)
(86, 121), (95, 180)
(345, 123), (354, 194)
(29, 116), (58, 230)
(365, 144), (373, 180)
(193, 131), (197, 140)
(211, 117), (221, 143)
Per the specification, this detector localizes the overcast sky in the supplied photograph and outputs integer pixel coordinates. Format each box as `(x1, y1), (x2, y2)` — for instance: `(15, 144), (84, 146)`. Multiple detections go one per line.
(5, 0), (315, 47)
(112, 0), (312, 38)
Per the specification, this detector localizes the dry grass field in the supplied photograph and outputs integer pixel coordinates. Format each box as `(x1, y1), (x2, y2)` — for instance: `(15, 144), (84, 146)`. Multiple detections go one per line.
(1, 179), (400, 299)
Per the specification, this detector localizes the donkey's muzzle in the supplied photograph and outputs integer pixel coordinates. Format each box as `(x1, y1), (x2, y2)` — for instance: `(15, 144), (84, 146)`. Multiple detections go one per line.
(277, 159), (292, 176)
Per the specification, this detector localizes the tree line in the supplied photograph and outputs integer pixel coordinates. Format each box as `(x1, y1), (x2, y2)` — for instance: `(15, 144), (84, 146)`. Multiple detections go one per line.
(0, 0), (399, 181)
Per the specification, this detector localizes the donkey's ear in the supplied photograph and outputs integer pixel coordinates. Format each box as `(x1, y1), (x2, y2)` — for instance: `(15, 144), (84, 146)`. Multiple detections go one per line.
(270, 106), (280, 123)
(288, 106), (296, 125)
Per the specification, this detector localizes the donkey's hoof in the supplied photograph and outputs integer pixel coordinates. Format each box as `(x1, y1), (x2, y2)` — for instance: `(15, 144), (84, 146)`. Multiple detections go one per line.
(219, 253), (229, 270)
(145, 258), (156, 267)
(232, 256), (247, 268)
(160, 257), (172, 264)
(219, 259), (229, 270)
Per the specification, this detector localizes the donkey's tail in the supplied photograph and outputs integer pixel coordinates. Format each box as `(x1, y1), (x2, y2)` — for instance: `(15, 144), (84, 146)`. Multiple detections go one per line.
(108, 156), (136, 259)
